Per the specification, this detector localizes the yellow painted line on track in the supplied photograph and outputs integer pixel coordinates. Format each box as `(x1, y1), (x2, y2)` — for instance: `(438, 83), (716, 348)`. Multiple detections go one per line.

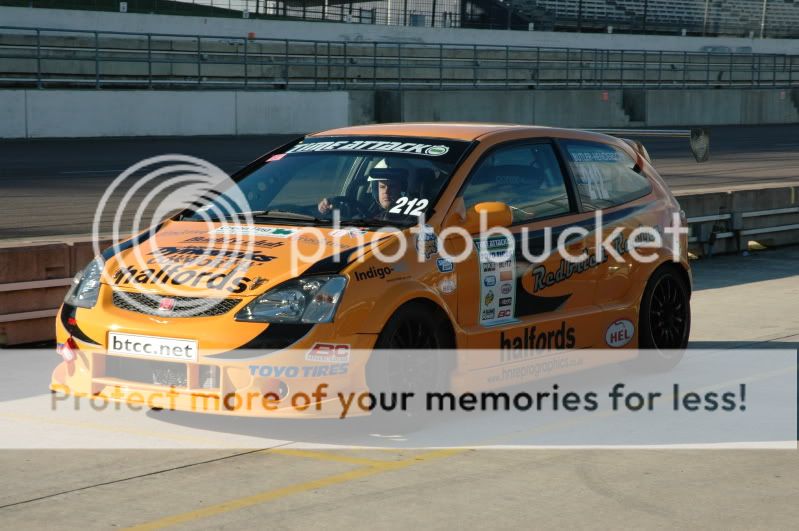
(126, 448), (466, 531)
(126, 363), (797, 529)
(269, 448), (396, 467)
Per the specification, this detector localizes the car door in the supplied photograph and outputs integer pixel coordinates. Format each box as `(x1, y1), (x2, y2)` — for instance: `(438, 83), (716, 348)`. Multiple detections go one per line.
(446, 138), (602, 371)
(557, 138), (658, 317)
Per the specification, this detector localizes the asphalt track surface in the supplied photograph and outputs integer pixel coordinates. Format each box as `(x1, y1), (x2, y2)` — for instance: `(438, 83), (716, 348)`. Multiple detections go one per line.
(0, 246), (797, 528)
(1, 124), (799, 240)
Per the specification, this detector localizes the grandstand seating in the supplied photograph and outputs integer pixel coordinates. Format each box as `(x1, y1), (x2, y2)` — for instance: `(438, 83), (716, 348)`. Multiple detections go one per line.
(514, 0), (799, 37)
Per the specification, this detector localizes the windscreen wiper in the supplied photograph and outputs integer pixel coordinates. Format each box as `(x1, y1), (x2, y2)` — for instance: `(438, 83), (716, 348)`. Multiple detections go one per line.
(252, 210), (325, 223)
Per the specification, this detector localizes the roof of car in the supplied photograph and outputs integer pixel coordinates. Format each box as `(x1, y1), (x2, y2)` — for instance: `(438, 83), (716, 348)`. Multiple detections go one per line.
(310, 123), (561, 142)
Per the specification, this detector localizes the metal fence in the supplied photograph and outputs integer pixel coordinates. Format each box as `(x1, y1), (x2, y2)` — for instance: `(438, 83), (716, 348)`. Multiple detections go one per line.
(1, 25), (797, 90)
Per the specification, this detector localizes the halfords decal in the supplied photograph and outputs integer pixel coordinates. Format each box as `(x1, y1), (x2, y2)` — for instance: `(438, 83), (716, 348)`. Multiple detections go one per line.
(247, 364), (348, 378)
(499, 322), (576, 363)
(112, 264), (254, 294)
(285, 140), (450, 157)
(305, 343), (351, 363)
(605, 319), (634, 347)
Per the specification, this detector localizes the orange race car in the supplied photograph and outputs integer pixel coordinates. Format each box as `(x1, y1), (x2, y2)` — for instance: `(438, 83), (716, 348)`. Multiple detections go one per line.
(52, 123), (708, 417)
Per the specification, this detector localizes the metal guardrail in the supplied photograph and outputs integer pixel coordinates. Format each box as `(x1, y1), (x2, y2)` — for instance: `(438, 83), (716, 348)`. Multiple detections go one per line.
(0, 25), (797, 90)
(687, 206), (799, 255)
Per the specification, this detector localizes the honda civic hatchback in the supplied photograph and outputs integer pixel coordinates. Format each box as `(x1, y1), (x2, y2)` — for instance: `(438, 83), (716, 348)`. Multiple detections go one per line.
(53, 123), (703, 417)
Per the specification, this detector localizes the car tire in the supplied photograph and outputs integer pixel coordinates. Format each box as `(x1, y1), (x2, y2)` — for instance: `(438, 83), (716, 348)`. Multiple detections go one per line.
(634, 265), (691, 372)
(365, 302), (455, 425)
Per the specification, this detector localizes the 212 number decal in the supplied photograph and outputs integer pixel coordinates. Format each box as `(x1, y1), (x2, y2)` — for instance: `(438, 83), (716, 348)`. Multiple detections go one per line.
(389, 197), (429, 216)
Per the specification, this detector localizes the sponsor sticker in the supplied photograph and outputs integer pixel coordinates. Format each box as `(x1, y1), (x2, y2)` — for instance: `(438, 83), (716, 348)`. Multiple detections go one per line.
(436, 258), (454, 273)
(476, 235), (516, 326)
(353, 265), (395, 281)
(305, 343), (351, 363)
(212, 226), (297, 238)
(500, 322), (577, 362)
(108, 332), (198, 362)
(248, 364), (349, 378)
(329, 228), (369, 238)
(416, 225), (438, 260)
(484, 290), (495, 306)
(438, 277), (457, 294)
(285, 140), (450, 157)
(605, 319), (634, 347)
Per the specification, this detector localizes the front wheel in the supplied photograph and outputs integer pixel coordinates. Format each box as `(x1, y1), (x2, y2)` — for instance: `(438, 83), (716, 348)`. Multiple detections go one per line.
(635, 265), (691, 371)
(365, 302), (455, 425)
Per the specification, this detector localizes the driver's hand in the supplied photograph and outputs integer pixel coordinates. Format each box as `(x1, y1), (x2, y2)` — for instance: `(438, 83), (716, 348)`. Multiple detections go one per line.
(317, 197), (332, 214)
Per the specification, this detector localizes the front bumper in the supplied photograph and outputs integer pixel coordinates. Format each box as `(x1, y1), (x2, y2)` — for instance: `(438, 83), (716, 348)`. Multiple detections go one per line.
(53, 306), (379, 419)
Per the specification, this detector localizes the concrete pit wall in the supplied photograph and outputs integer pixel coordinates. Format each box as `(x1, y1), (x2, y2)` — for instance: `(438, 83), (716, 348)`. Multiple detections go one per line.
(0, 90), (357, 138)
(1, 88), (797, 139)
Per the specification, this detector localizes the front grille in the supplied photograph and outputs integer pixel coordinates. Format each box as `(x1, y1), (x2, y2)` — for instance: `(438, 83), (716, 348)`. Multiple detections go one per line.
(105, 356), (188, 388)
(112, 291), (241, 318)
(103, 357), (220, 390)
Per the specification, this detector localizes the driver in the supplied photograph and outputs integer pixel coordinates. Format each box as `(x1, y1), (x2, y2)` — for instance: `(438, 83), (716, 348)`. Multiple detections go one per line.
(317, 167), (407, 219)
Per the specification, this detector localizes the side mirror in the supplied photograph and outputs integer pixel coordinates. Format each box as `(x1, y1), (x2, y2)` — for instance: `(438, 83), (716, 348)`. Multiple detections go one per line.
(462, 202), (513, 234)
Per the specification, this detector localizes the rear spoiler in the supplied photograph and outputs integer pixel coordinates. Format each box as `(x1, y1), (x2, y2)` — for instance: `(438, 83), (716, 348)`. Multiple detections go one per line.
(588, 128), (710, 163)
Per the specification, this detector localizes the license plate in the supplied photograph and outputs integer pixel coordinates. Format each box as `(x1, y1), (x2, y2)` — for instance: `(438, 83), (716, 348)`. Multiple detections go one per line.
(107, 332), (198, 362)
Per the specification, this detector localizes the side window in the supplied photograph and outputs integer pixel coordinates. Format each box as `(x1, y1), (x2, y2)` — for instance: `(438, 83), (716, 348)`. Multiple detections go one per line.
(461, 142), (571, 224)
(561, 140), (652, 210)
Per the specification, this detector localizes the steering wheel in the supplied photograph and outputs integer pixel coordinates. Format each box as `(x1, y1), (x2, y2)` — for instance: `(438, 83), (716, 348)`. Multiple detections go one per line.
(327, 196), (369, 219)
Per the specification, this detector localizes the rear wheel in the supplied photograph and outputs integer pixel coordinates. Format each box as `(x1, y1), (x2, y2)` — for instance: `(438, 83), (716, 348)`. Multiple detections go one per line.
(635, 265), (691, 371)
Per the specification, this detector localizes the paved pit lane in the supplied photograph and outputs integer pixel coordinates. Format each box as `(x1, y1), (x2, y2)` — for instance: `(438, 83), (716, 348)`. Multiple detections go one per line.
(0, 247), (796, 529)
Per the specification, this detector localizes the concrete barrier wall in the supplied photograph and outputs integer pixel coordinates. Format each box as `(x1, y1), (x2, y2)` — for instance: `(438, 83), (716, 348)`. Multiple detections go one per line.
(2, 88), (796, 138)
(3, 6), (798, 55)
(396, 90), (631, 127)
(388, 89), (797, 128)
(0, 89), (352, 138)
(646, 89), (799, 126)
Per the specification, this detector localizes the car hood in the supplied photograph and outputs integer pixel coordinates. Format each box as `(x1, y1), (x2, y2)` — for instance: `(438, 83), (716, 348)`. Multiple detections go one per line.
(102, 221), (392, 297)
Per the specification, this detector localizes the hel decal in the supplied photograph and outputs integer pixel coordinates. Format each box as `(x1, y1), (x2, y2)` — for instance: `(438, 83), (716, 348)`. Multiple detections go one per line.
(605, 319), (634, 347)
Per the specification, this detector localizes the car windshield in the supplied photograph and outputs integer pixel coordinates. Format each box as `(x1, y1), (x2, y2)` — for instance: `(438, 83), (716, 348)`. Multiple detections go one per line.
(185, 136), (471, 226)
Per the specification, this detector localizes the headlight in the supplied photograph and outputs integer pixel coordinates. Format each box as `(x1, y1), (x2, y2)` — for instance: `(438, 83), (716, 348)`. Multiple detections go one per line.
(235, 276), (347, 324)
(64, 257), (104, 309)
